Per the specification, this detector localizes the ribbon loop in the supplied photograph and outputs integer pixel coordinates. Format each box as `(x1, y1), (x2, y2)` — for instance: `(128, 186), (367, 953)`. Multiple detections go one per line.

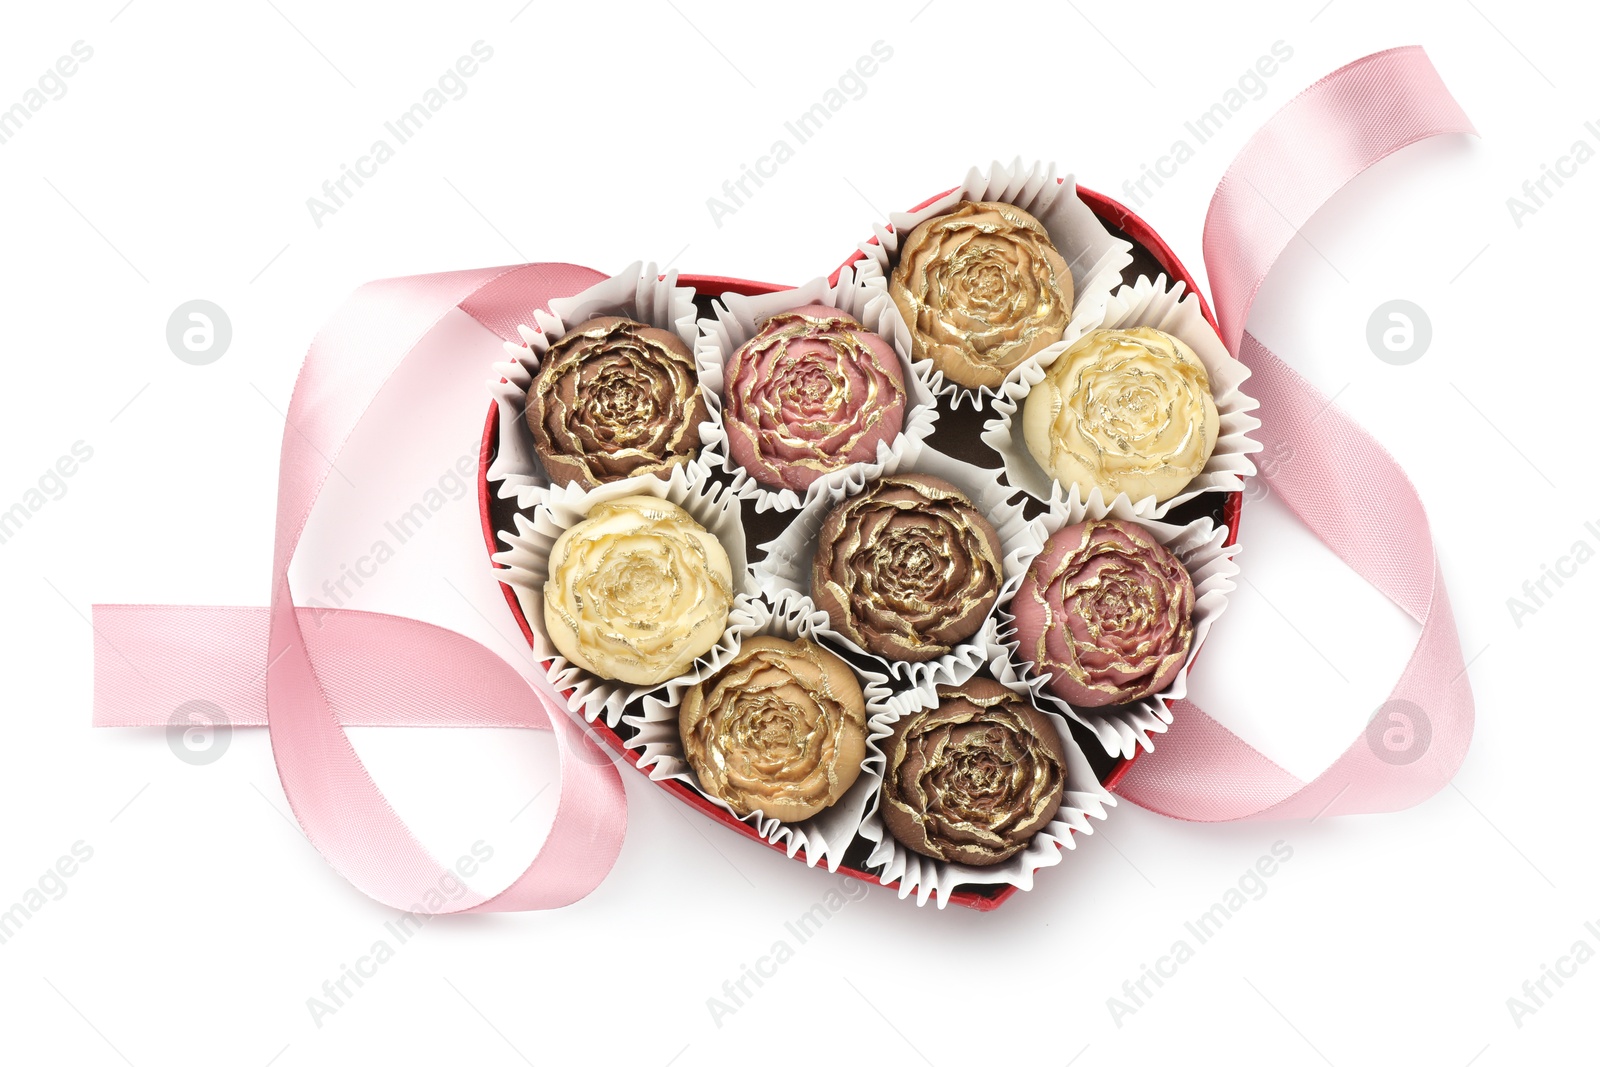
(1204, 46), (1477, 355)
(97, 264), (629, 912)
(1113, 46), (1477, 821)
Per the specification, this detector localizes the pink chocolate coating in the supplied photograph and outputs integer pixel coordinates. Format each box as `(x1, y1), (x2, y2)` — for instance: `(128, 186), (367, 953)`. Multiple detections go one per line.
(1010, 519), (1195, 708)
(722, 304), (907, 492)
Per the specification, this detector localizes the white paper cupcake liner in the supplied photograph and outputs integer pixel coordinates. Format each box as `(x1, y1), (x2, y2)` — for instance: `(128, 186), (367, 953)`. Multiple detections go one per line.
(852, 158), (1134, 409)
(486, 261), (705, 501)
(856, 620), (1115, 908)
(998, 493), (1241, 761)
(753, 436), (1044, 688)
(491, 463), (759, 727)
(983, 272), (1263, 519)
(624, 595), (891, 873)
(695, 264), (940, 514)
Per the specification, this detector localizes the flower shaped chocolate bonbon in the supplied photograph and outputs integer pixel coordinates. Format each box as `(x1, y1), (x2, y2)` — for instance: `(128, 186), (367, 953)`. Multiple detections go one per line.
(1022, 326), (1218, 505)
(810, 473), (1003, 663)
(1011, 519), (1194, 707)
(543, 495), (733, 686)
(879, 677), (1067, 866)
(890, 200), (1074, 390)
(526, 316), (708, 491)
(721, 304), (907, 493)
(680, 635), (867, 823)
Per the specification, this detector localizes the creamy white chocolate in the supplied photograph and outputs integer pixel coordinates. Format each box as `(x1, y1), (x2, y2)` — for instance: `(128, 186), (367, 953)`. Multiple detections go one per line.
(543, 495), (733, 686)
(1023, 327), (1218, 504)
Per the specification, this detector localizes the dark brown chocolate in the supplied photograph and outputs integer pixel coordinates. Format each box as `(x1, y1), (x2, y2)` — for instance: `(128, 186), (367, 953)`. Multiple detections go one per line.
(879, 678), (1066, 866)
(526, 316), (707, 491)
(810, 473), (1002, 662)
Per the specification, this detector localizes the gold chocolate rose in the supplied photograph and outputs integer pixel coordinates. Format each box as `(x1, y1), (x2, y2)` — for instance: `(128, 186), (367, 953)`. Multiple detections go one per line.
(1022, 326), (1219, 505)
(889, 200), (1074, 390)
(526, 316), (708, 491)
(680, 635), (867, 823)
(879, 678), (1066, 866)
(543, 495), (733, 686)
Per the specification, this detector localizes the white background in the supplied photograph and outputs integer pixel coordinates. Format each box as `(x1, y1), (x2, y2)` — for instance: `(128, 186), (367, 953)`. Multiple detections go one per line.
(1, 1), (1593, 1063)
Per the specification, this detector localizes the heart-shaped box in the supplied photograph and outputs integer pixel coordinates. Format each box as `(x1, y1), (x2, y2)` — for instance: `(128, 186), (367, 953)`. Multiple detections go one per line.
(477, 182), (1242, 911)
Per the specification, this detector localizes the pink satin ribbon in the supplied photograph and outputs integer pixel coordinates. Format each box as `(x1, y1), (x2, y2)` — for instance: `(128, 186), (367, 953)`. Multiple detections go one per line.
(92, 47), (1478, 911)
(1114, 46), (1477, 820)
(96, 263), (630, 912)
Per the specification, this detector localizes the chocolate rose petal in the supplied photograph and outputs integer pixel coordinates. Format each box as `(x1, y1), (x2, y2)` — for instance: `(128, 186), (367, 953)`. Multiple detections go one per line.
(879, 678), (1066, 866)
(680, 636), (867, 823)
(890, 201), (1074, 390)
(811, 474), (1003, 663)
(722, 305), (907, 493)
(543, 495), (733, 687)
(527, 316), (708, 492)
(1022, 326), (1219, 505)
(1012, 519), (1195, 708)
